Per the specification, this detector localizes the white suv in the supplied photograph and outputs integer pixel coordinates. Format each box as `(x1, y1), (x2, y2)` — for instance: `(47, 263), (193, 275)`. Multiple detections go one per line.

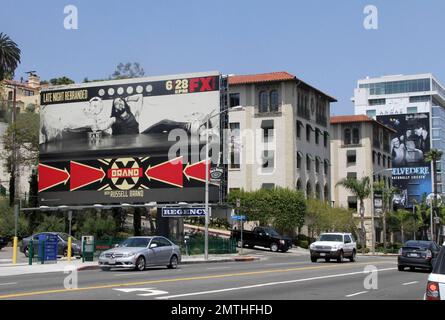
(309, 233), (357, 263)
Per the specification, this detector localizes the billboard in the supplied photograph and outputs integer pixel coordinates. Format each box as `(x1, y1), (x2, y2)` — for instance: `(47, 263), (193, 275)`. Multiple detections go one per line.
(377, 112), (432, 207)
(38, 71), (225, 206)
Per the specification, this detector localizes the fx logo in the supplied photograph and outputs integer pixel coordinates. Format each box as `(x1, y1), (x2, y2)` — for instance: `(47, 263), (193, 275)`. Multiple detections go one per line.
(363, 265), (378, 290)
(363, 5), (378, 30)
(64, 5), (78, 30)
(63, 265), (78, 289)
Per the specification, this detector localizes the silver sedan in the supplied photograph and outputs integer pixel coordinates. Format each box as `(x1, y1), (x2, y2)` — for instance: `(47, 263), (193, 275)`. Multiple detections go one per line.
(98, 236), (181, 271)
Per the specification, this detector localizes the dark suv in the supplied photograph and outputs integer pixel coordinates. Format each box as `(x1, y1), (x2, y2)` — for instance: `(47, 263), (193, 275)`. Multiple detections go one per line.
(20, 232), (82, 257)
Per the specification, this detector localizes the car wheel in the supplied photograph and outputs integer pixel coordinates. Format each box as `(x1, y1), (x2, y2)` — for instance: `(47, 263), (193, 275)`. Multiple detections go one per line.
(101, 267), (111, 271)
(237, 240), (244, 248)
(270, 243), (279, 252)
(337, 250), (344, 263)
(168, 255), (178, 269)
(135, 256), (146, 271)
(310, 256), (317, 263)
(398, 265), (405, 271)
(24, 246), (29, 258)
(325, 258), (330, 262)
(281, 248), (289, 253)
(349, 250), (356, 262)
(410, 266), (415, 272)
(63, 247), (69, 257)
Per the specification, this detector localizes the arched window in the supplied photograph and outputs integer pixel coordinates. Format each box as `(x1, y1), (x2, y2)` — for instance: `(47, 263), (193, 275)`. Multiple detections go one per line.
(270, 90), (279, 112)
(324, 184), (329, 200)
(259, 91), (268, 113)
(324, 160), (329, 175)
(306, 181), (312, 198)
(306, 154), (311, 171)
(315, 157), (320, 173)
(315, 183), (321, 199)
(296, 179), (302, 191)
(297, 152), (302, 169)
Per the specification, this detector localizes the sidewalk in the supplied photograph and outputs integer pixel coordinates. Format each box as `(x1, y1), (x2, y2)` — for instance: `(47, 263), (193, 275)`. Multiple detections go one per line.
(0, 254), (259, 277)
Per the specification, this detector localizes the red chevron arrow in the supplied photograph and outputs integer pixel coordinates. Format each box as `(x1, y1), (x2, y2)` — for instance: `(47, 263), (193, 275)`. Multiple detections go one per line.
(70, 161), (106, 191)
(38, 163), (70, 192)
(145, 156), (183, 188)
(183, 159), (211, 183)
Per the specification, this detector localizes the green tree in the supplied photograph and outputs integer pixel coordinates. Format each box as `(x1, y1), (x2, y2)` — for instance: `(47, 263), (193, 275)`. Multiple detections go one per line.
(390, 209), (412, 244)
(0, 197), (28, 238)
(336, 177), (372, 253)
(77, 214), (116, 239)
(374, 181), (398, 250)
(34, 214), (65, 233)
(48, 76), (75, 86)
(111, 62), (145, 79)
(0, 33), (21, 80)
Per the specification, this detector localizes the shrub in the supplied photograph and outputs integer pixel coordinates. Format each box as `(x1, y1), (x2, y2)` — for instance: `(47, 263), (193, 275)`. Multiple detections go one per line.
(299, 240), (309, 249)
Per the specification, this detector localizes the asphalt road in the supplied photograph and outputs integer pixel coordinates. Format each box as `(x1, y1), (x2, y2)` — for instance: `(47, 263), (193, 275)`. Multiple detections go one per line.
(0, 250), (430, 300)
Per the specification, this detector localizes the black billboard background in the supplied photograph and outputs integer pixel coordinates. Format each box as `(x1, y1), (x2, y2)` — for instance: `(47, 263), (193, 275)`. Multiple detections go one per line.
(377, 112), (432, 207)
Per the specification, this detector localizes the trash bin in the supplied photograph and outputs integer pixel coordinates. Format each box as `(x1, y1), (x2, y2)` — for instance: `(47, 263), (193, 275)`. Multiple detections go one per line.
(82, 236), (95, 262)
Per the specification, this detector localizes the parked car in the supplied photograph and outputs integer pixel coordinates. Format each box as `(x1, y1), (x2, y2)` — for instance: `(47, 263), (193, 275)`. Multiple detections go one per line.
(425, 245), (445, 300)
(20, 232), (81, 257)
(398, 240), (441, 272)
(309, 233), (357, 263)
(231, 226), (292, 252)
(98, 236), (181, 271)
(0, 236), (8, 250)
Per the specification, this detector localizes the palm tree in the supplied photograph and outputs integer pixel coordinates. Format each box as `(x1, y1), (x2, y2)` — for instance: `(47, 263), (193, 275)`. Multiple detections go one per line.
(336, 177), (372, 253)
(0, 33), (21, 80)
(391, 209), (411, 244)
(374, 181), (398, 251)
(425, 149), (443, 242)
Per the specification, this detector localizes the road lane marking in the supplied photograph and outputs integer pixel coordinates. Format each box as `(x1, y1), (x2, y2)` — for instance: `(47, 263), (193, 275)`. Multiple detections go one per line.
(402, 281), (419, 286)
(265, 262), (311, 266)
(345, 291), (368, 298)
(0, 282), (17, 286)
(113, 288), (169, 297)
(207, 267), (231, 270)
(0, 260), (395, 299)
(156, 267), (396, 300)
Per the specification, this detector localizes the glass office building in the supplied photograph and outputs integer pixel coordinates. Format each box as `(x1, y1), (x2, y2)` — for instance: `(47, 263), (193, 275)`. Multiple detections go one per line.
(353, 73), (445, 200)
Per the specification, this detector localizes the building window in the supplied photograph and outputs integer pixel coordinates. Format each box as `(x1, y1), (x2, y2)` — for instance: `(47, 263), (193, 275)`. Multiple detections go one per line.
(324, 160), (329, 175)
(296, 121), (303, 138)
(315, 129), (320, 144)
(348, 196), (357, 210)
(315, 183), (321, 199)
(262, 150), (274, 168)
(366, 109), (377, 118)
(373, 126), (380, 149)
(306, 154), (312, 171)
(324, 184), (329, 200)
(7, 91), (13, 100)
(383, 131), (390, 152)
(347, 172), (357, 180)
(259, 91), (268, 113)
(229, 123), (240, 169)
(347, 150), (356, 164)
(261, 183), (275, 190)
(270, 90), (279, 112)
(306, 181), (312, 198)
(377, 152), (381, 165)
(297, 152), (303, 169)
(306, 125), (312, 142)
(296, 179), (303, 191)
(409, 95), (430, 103)
(372, 151), (376, 164)
(315, 157), (320, 173)
(229, 93), (240, 108)
(261, 120), (274, 143)
(324, 131), (329, 148)
(407, 106), (418, 114)
(352, 128), (360, 144)
(368, 99), (386, 106)
(382, 155), (386, 167)
(344, 128), (351, 145)
(388, 157), (391, 168)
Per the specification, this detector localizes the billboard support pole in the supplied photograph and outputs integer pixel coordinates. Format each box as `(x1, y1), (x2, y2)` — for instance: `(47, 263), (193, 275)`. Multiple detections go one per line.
(204, 117), (209, 261)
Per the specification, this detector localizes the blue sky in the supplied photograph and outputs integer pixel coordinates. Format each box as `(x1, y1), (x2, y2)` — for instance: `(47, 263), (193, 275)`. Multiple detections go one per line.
(2, 0), (445, 115)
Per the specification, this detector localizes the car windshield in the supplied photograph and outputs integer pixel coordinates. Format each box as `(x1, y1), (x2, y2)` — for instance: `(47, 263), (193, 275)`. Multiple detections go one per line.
(118, 238), (150, 248)
(58, 233), (77, 241)
(404, 241), (430, 249)
(263, 228), (279, 237)
(319, 234), (343, 242)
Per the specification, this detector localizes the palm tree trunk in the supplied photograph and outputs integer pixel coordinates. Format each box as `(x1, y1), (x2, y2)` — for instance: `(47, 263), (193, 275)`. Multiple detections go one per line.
(360, 200), (366, 254)
(382, 210), (387, 251)
(401, 224), (404, 244)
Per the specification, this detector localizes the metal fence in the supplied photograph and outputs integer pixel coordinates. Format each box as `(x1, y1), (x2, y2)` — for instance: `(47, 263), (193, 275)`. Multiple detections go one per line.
(177, 236), (237, 255)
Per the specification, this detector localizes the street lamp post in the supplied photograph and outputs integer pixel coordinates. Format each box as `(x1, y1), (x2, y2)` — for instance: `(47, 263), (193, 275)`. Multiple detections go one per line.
(203, 106), (243, 261)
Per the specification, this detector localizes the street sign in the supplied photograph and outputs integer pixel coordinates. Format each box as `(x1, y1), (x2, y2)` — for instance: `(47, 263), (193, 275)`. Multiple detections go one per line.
(161, 207), (207, 217)
(231, 215), (246, 221)
(38, 234), (58, 262)
(236, 198), (240, 208)
(427, 193), (442, 206)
